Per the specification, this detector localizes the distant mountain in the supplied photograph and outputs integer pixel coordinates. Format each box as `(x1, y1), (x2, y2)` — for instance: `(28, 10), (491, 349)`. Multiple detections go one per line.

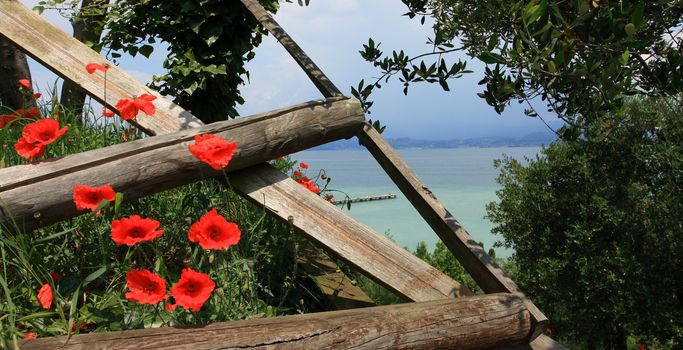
(313, 131), (557, 150)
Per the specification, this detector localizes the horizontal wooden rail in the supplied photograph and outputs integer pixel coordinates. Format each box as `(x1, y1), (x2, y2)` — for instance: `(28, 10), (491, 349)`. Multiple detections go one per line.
(0, 0), (202, 135)
(0, 98), (364, 229)
(21, 293), (530, 350)
(232, 163), (472, 301)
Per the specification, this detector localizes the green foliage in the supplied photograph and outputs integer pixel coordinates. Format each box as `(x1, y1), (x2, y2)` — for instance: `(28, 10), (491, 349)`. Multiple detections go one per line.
(486, 97), (683, 348)
(100, 0), (284, 123)
(359, 0), (683, 128)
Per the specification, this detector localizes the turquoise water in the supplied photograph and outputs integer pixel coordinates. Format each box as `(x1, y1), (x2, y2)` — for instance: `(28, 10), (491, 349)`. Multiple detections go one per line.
(293, 147), (541, 259)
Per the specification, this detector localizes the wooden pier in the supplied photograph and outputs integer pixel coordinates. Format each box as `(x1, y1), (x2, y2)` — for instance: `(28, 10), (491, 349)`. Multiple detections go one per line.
(331, 193), (397, 205)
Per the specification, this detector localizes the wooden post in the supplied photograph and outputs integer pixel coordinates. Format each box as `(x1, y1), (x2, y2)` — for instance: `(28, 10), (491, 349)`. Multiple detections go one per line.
(0, 98), (364, 229)
(21, 293), (531, 350)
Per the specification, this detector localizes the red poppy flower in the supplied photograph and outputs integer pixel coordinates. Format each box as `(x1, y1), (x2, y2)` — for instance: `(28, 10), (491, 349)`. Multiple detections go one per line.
(170, 268), (215, 311)
(133, 93), (156, 116)
(22, 118), (68, 146)
(115, 98), (137, 120)
(73, 184), (116, 214)
(293, 170), (302, 178)
(324, 194), (334, 201)
(23, 332), (37, 340)
(101, 108), (115, 118)
(188, 134), (238, 170)
(0, 114), (16, 128)
(14, 137), (46, 160)
(115, 94), (157, 121)
(125, 269), (167, 305)
(85, 63), (109, 74)
(188, 208), (241, 250)
(639, 345), (647, 350)
(18, 79), (31, 89)
(15, 107), (41, 120)
(296, 179), (320, 194)
(299, 162), (309, 169)
(110, 215), (163, 246)
(32, 93), (42, 100)
(37, 283), (52, 310)
(50, 272), (59, 282)
(165, 301), (177, 312)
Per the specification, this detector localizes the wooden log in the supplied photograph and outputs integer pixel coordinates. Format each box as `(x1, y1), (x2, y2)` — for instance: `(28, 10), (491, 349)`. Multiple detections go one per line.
(231, 163), (472, 301)
(357, 125), (549, 339)
(0, 0), (203, 135)
(20, 293), (531, 350)
(0, 98), (364, 230)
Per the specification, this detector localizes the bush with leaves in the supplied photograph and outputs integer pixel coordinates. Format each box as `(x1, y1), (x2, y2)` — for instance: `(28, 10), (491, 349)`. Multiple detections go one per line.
(486, 97), (683, 348)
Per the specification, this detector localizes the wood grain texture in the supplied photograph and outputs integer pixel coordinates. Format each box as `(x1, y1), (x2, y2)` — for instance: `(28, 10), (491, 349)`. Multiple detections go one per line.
(240, 0), (342, 98)
(231, 163), (473, 302)
(0, 0), (202, 135)
(297, 246), (376, 310)
(20, 293), (530, 350)
(502, 335), (569, 350)
(357, 125), (549, 340)
(0, 98), (364, 229)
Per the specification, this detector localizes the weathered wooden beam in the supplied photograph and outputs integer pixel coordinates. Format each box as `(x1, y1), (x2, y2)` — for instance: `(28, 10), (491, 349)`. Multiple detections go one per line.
(0, 0), (202, 135)
(503, 335), (569, 350)
(240, 0), (342, 98)
(297, 246), (375, 310)
(21, 293), (530, 350)
(0, 98), (364, 229)
(357, 125), (549, 339)
(231, 163), (472, 302)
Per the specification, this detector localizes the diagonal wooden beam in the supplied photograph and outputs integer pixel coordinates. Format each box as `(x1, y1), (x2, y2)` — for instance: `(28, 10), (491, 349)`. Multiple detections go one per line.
(231, 163), (471, 301)
(0, 0), (202, 135)
(239, 0), (549, 341)
(0, 0), (471, 302)
(240, 0), (342, 98)
(358, 125), (550, 339)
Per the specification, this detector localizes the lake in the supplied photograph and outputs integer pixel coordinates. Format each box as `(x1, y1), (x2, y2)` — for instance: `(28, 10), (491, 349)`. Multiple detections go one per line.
(293, 146), (542, 259)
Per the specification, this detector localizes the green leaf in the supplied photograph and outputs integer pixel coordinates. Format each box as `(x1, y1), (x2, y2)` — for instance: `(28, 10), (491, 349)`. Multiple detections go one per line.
(625, 23), (637, 37)
(477, 52), (506, 64)
(631, 2), (645, 28)
(620, 50), (630, 65)
(139, 45), (154, 58)
(525, 0), (547, 26)
(114, 192), (123, 218)
(18, 312), (57, 322)
(83, 266), (107, 285)
(200, 22), (223, 47)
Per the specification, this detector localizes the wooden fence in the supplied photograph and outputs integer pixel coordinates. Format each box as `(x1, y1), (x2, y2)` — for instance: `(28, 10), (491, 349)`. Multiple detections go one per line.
(0, 0), (565, 348)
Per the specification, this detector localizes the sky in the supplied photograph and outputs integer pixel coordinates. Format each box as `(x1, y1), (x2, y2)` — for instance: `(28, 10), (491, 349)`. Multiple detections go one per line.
(20, 0), (559, 139)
